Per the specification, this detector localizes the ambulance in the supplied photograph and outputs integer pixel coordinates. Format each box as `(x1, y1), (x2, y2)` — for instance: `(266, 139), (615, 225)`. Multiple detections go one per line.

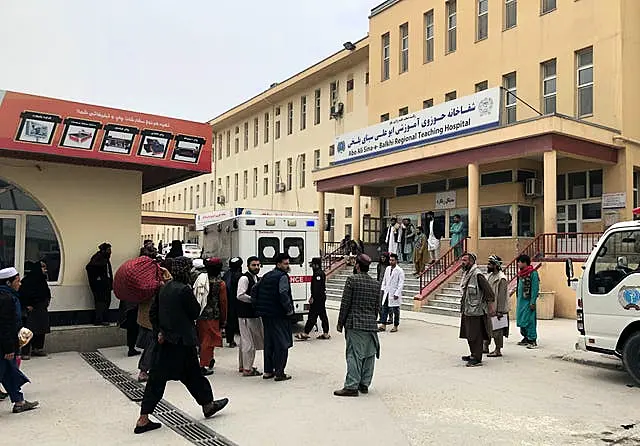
(202, 214), (320, 320)
(565, 212), (640, 385)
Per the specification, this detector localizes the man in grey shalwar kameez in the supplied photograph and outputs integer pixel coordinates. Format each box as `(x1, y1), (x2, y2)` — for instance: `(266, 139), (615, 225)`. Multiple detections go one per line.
(236, 256), (265, 376)
(335, 254), (380, 397)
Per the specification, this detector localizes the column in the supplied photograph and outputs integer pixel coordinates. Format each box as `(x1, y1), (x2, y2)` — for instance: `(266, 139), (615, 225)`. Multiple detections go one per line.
(543, 151), (557, 235)
(317, 191), (326, 253)
(468, 163), (480, 254)
(353, 185), (361, 242)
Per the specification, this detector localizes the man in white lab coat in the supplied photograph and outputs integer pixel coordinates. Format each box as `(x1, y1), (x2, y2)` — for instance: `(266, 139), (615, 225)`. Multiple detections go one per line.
(378, 253), (405, 333)
(385, 218), (402, 256)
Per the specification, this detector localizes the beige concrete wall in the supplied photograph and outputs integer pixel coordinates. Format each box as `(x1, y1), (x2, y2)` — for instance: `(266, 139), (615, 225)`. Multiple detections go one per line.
(0, 158), (141, 311)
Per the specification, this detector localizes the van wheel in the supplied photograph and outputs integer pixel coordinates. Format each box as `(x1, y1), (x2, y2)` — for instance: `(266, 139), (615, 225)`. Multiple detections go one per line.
(622, 332), (640, 386)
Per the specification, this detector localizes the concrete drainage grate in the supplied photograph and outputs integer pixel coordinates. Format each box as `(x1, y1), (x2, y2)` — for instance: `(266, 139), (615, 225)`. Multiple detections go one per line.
(80, 352), (238, 446)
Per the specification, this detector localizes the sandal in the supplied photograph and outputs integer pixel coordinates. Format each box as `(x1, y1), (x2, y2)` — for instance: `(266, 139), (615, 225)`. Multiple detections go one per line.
(295, 333), (310, 341)
(487, 352), (503, 357)
(243, 368), (263, 377)
(317, 334), (331, 340)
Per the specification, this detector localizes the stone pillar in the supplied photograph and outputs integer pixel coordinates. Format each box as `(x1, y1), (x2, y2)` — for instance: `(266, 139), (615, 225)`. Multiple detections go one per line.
(318, 191), (326, 253)
(353, 185), (361, 242)
(543, 150), (557, 235)
(468, 163), (480, 254)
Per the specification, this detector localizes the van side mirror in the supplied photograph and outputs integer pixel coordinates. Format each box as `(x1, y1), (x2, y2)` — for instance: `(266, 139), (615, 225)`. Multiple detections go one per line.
(565, 259), (574, 286)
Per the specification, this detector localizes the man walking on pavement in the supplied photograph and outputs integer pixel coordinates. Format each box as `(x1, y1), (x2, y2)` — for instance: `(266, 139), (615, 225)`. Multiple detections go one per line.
(335, 254), (380, 397)
(296, 257), (330, 341)
(86, 242), (113, 326)
(516, 254), (540, 349)
(253, 253), (294, 381)
(236, 256), (264, 377)
(379, 253), (404, 333)
(459, 253), (495, 367)
(484, 255), (509, 357)
(134, 257), (228, 434)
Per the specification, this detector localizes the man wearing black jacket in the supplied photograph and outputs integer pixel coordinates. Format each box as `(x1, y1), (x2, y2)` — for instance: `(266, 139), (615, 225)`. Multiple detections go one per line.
(86, 243), (113, 326)
(296, 257), (330, 341)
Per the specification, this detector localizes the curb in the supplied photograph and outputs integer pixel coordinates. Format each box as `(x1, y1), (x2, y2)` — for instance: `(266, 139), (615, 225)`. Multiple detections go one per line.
(549, 353), (625, 371)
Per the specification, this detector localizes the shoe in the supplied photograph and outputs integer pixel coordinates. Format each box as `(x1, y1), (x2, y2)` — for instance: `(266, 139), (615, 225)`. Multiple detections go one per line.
(201, 367), (214, 376)
(12, 400), (39, 413)
(317, 333), (331, 340)
(0, 391), (8, 400)
(358, 385), (369, 394)
(127, 349), (140, 357)
(274, 374), (292, 382)
(333, 388), (359, 397)
(390, 326), (398, 333)
(378, 326), (386, 332)
(461, 355), (472, 362)
(134, 421), (162, 434)
(466, 359), (483, 367)
(517, 338), (529, 346)
(263, 374), (275, 380)
(242, 368), (263, 377)
(487, 351), (503, 358)
(228, 341), (237, 348)
(32, 349), (47, 357)
(21, 355), (31, 361)
(203, 398), (229, 418)
(527, 341), (538, 349)
(209, 358), (216, 369)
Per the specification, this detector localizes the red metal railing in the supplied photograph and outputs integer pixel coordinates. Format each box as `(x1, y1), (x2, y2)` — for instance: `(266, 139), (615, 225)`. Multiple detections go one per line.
(419, 238), (467, 292)
(321, 241), (348, 272)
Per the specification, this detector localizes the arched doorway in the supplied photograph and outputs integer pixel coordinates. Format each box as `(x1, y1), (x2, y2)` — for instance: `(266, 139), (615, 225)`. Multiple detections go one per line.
(0, 178), (62, 282)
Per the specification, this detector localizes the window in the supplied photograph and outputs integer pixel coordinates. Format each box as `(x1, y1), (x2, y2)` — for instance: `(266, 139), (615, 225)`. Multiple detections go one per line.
(448, 176), (469, 189)
(243, 170), (248, 199)
(542, 0), (556, 14)
(286, 157), (293, 190)
(475, 80), (488, 92)
(503, 72), (517, 124)
(365, 72), (369, 84)
(203, 182), (207, 207)
(505, 0), (517, 29)
(424, 10), (434, 63)
(399, 106), (409, 116)
(481, 205), (513, 237)
(234, 127), (239, 153)
(275, 106), (281, 116)
(558, 169), (602, 200)
(516, 170), (536, 182)
(380, 113), (390, 122)
(330, 81), (339, 108)
(243, 122), (249, 150)
(362, 215), (381, 244)
(423, 99), (434, 109)
(577, 47), (594, 117)
(253, 118), (259, 147)
(421, 180), (447, 194)
(582, 202), (602, 220)
(396, 184), (419, 197)
(233, 174), (239, 201)
(446, 0), (457, 53)
(258, 237), (280, 265)
(287, 102), (293, 135)
(183, 187), (187, 210)
(589, 169), (603, 197)
(346, 78), (354, 92)
(253, 168), (258, 198)
(264, 113), (270, 143)
(542, 59), (557, 115)
(634, 171), (639, 213)
(345, 207), (353, 218)
(517, 206), (535, 237)
(275, 120), (281, 139)
(300, 96), (307, 130)
(345, 224), (353, 237)
(400, 23), (409, 73)
(314, 89), (321, 125)
(189, 186), (193, 210)
(382, 32), (391, 81)
(299, 154), (306, 189)
(217, 134), (223, 160)
(275, 161), (281, 184)
(284, 237), (305, 265)
(589, 229), (640, 294)
(445, 91), (457, 102)
(329, 145), (335, 156)
(477, 0), (488, 41)
(568, 172), (587, 199)
(263, 176), (269, 196)
(225, 177), (229, 203)
(314, 149), (321, 169)
(226, 130), (231, 157)
(481, 170), (513, 185)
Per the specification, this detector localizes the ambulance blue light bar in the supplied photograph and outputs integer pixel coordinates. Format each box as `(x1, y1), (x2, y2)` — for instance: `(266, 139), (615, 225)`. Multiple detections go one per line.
(306, 220), (315, 227)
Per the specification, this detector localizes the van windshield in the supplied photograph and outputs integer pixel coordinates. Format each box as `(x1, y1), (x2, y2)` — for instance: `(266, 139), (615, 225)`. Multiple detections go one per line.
(589, 229), (640, 294)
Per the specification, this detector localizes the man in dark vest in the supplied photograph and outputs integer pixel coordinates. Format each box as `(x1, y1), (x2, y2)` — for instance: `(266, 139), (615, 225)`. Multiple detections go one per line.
(296, 257), (330, 340)
(222, 258), (242, 348)
(253, 253), (294, 381)
(235, 256), (264, 376)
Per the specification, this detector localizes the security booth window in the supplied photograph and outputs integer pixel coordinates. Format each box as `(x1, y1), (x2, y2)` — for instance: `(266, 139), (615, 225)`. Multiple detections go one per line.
(258, 237), (280, 265)
(589, 230), (640, 295)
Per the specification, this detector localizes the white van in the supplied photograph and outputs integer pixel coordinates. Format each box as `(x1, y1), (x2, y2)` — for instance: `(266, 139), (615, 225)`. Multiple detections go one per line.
(202, 215), (320, 320)
(566, 219), (640, 384)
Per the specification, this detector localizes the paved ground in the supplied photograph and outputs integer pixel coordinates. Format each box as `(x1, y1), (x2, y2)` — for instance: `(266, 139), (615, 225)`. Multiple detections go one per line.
(2, 310), (639, 446)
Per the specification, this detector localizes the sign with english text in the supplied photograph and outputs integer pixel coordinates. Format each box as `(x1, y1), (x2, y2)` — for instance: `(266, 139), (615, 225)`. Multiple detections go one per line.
(334, 87), (501, 164)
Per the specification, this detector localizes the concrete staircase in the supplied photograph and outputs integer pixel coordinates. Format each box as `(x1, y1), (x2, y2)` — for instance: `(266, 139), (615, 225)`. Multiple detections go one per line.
(326, 263), (487, 318)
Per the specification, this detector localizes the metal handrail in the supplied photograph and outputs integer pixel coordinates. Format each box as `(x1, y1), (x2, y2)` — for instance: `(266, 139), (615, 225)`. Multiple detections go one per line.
(321, 241), (349, 272)
(418, 238), (467, 291)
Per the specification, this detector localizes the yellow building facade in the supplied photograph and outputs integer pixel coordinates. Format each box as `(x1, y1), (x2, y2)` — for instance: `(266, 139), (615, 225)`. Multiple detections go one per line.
(313, 0), (640, 267)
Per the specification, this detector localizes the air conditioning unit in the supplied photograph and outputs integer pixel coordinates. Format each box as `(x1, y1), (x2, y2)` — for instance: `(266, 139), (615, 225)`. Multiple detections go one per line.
(275, 183), (287, 193)
(216, 195), (226, 205)
(330, 102), (345, 119)
(524, 178), (543, 197)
